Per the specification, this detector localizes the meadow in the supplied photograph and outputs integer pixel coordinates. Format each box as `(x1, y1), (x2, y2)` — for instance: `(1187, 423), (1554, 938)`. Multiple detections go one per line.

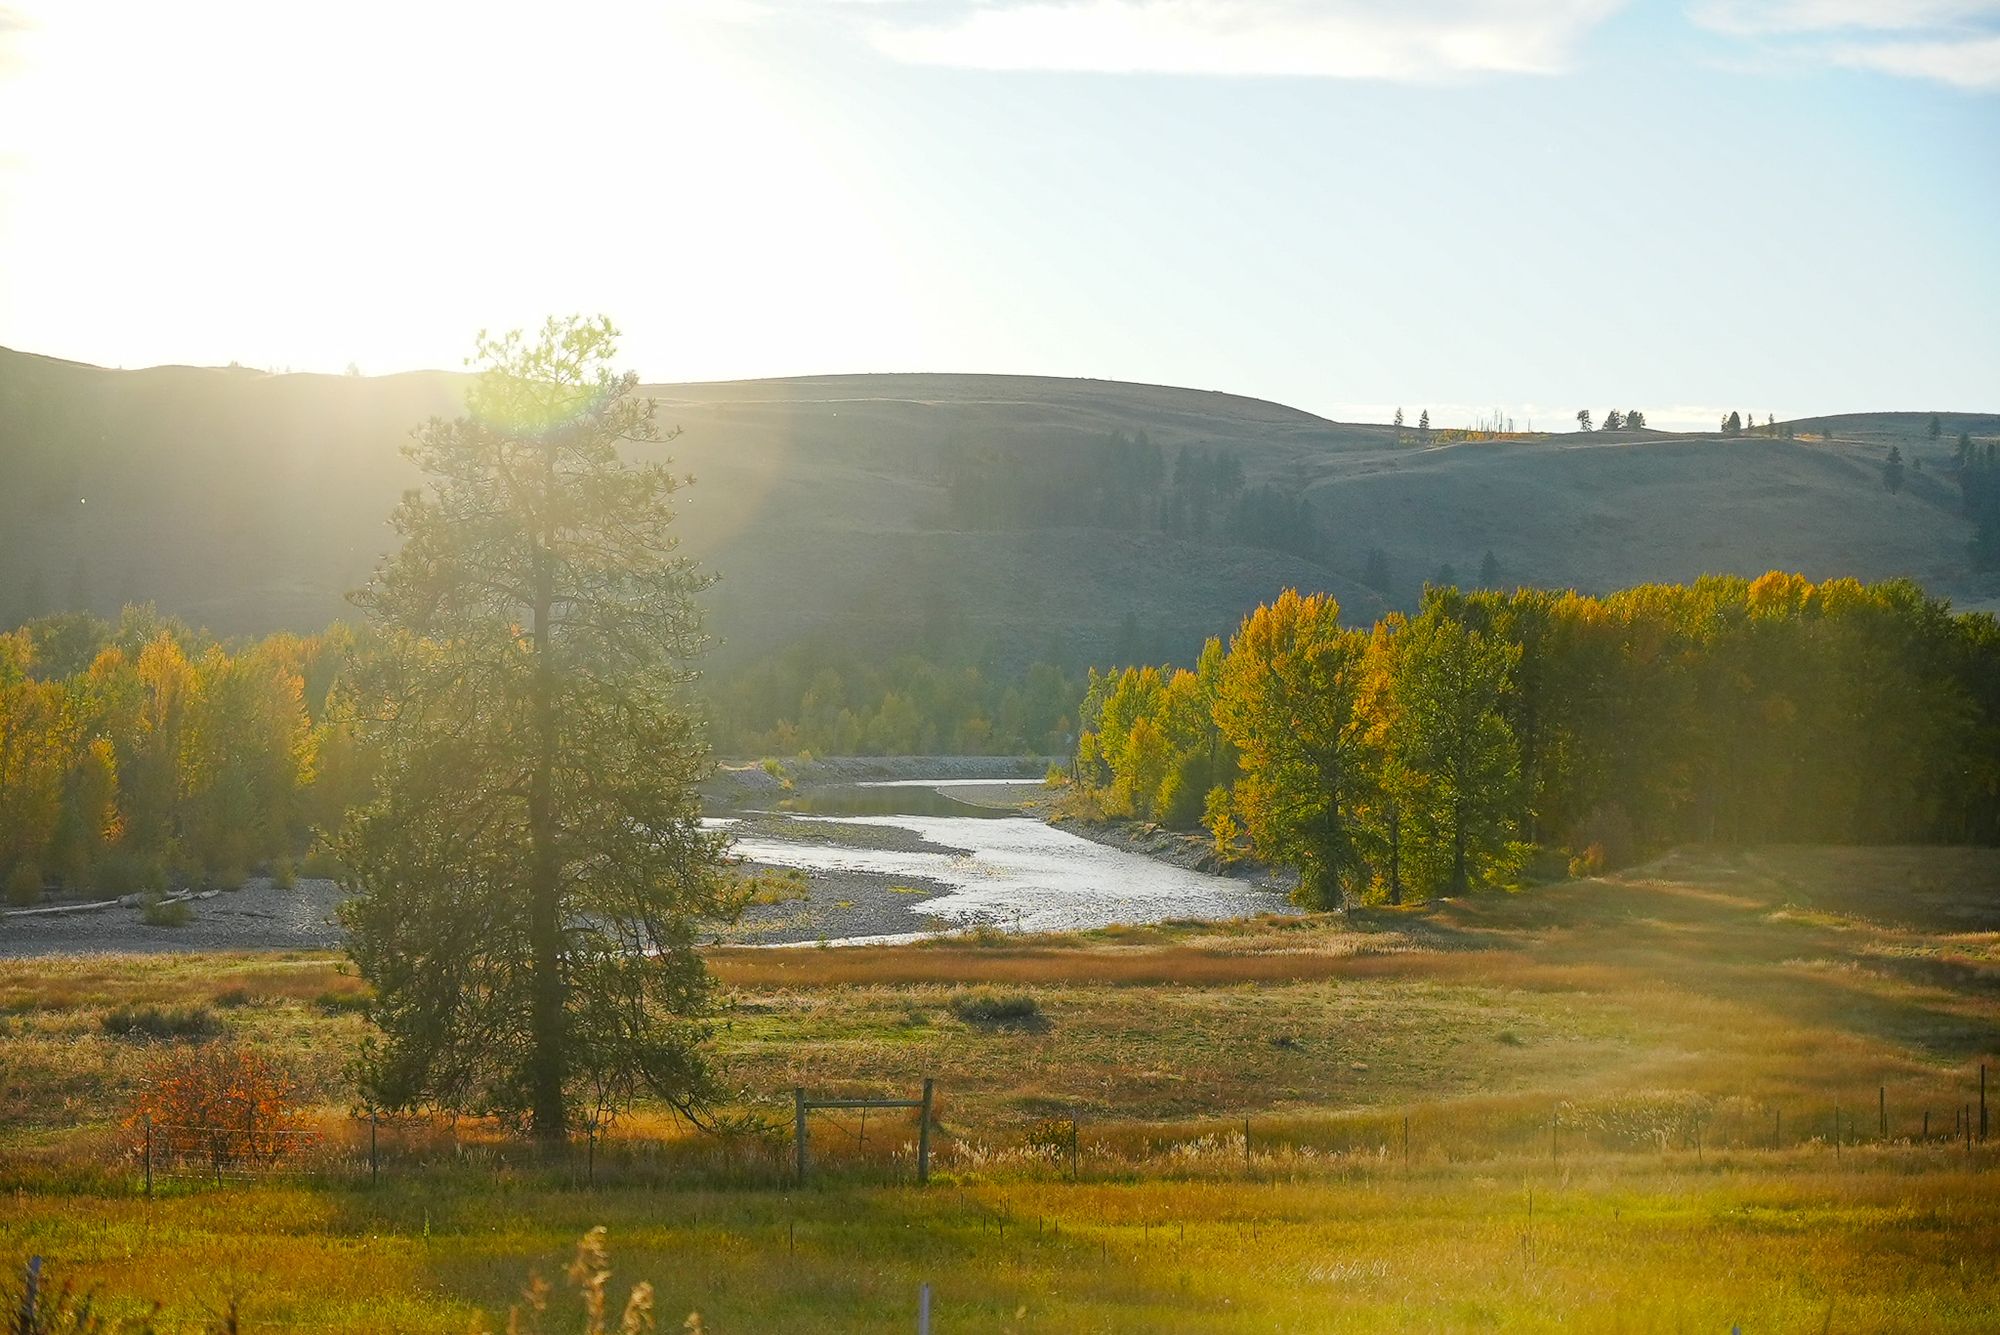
(4, 844), (1998, 1331)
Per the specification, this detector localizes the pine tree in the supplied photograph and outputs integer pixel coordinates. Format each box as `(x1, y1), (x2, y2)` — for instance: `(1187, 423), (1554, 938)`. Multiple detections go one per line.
(1417, 409), (1430, 442)
(340, 317), (733, 1142)
(1479, 550), (1503, 588)
(1882, 446), (1905, 494)
(1929, 415), (1943, 441)
(1363, 547), (1392, 592)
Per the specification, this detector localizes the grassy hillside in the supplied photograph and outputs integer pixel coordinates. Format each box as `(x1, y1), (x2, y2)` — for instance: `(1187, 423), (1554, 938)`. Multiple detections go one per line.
(4, 845), (1998, 1330)
(5, 345), (1996, 664)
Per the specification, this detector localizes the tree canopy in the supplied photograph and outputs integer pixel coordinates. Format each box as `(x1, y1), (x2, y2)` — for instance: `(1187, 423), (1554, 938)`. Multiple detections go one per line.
(339, 317), (733, 1142)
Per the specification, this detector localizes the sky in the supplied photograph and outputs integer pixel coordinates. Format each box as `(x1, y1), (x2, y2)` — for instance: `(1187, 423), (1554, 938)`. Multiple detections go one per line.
(0, 0), (1995, 431)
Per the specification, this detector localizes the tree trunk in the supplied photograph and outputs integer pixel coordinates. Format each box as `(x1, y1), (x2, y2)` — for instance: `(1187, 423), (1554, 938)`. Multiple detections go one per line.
(527, 450), (566, 1145)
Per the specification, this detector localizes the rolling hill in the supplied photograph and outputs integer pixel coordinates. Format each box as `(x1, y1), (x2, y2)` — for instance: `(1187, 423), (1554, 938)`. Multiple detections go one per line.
(3, 344), (1996, 667)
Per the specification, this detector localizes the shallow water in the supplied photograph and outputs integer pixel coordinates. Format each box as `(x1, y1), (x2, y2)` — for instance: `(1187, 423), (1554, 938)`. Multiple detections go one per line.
(728, 785), (1284, 940)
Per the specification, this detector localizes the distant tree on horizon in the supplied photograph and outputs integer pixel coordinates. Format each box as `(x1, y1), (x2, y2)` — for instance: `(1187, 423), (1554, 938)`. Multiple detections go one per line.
(1417, 409), (1431, 442)
(1363, 547), (1392, 592)
(1883, 446), (1905, 494)
(1479, 550), (1503, 587)
(1626, 409), (1646, 430)
(1929, 415), (1943, 441)
(1393, 406), (1405, 437)
(1602, 410), (1624, 431)
(1956, 431), (1973, 469)
(1723, 411), (1743, 437)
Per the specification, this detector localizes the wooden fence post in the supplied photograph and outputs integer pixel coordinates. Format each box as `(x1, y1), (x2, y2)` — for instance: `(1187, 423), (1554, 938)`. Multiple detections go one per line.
(794, 1087), (808, 1186)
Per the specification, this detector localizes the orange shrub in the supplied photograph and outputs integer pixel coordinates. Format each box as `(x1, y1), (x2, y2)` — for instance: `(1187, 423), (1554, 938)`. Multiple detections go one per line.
(128, 1042), (314, 1168)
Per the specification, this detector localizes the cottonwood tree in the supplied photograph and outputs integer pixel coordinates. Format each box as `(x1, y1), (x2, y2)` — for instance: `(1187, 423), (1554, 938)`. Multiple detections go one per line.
(340, 316), (733, 1143)
(1576, 409), (1593, 432)
(1213, 589), (1368, 908)
(1379, 604), (1522, 895)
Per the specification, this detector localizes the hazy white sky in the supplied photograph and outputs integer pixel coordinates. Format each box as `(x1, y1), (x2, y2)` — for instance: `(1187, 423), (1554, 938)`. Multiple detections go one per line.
(1, 0), (1995, 430)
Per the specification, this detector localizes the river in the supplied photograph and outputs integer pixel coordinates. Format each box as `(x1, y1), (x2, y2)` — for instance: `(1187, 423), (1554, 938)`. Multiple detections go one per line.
(717, 779), (1287, 945)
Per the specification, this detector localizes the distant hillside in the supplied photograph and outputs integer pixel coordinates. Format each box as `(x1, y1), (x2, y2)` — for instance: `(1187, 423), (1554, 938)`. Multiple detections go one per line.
(3, 346), (1996, 667)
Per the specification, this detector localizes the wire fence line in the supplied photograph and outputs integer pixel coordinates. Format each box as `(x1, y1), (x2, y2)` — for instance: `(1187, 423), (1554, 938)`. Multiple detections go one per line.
(123, 1067), (1992, 1195)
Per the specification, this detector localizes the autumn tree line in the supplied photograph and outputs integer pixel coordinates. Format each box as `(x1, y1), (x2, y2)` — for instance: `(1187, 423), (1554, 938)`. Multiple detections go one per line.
(1074, 574), (2000, 908)
(0, 607), (1077, 904)
(0, 607), (368, 904)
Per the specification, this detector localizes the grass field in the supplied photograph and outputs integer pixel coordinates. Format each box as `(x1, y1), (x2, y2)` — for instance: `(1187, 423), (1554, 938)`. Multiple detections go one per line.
(4, 845), (1998, 1331)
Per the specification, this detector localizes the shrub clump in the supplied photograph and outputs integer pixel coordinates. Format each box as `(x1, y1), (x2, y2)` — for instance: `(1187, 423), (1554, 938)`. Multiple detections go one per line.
(140, 894), (192, 927)
(127, 1041), (312, 1167)
(101, 1003), (222, 1042)
(948, 988), (1045, 1029)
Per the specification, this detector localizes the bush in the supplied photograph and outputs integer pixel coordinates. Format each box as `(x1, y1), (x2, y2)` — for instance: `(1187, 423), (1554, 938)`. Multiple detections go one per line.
(141, 895), (192, 927)
(269, 857), (296, 889)
(102, 1003), (221, 1041)
(948, 988), (1046, 1029)
(6, 862), (44, 907)
(127, 1041), (312, 1167)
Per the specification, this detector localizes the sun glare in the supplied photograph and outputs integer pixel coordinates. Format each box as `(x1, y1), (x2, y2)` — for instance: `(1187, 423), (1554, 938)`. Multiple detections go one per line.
(0, 1), (919, 378)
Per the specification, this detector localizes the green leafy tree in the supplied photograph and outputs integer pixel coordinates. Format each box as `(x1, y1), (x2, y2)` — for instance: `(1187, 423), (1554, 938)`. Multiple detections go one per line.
(1382, 604), (1522, 895)
(1213, 589), (1369, 908)
(1576, 409), (1593, 432)
(340, 317), (733, 1143)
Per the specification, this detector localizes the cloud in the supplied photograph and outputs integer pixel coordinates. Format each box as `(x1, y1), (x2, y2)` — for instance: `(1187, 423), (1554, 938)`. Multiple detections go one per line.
(1690, 0), (2000, 89)
(855, 0), (1627, 80)
(1691, 0), (2000, 35)
(1828, 31), (2000, 85)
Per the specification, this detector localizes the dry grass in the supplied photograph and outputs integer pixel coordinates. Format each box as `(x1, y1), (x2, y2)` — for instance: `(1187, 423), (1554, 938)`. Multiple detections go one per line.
(3, 844), (1998, 1329)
